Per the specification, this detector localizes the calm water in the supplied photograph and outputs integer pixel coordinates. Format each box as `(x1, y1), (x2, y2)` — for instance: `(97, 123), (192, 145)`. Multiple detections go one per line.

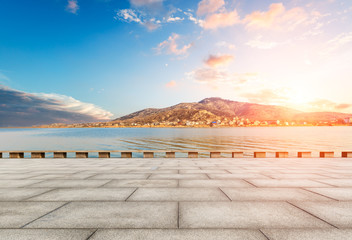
(0, 127), (351, 157)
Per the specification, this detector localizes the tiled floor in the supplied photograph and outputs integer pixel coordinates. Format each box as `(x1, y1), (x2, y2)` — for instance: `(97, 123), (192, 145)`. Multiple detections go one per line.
(0, 157), (352, 239)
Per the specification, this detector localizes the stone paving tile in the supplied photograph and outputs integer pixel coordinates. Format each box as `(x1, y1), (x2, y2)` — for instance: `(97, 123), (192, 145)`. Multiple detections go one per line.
(291, 201), (352, 228)
(179, 202), (331, 228)
(247, 179), (332, 188)
(208, 173), (269, 179)
(158, 167), (200, 170)
(0, 188), (52, 201)
(89, 173), (150, 180)
(179, 179), (253, 188)
(0, 202), (66, 228)
(261, 228), (352, 240)
(90, 229), (267, 240)
(149, 174), (208, 180)
(104, 180), (178, 188)
(0, 173), (41, 180)
(307, 188), (352, 200)
(179, 170), (229, 174)
(221, 188), (332, 201)
(26, 202), (177, 229)
(29, 174), (74, 180)
(318, 173), (352, 178)
(0, 180), (43, 188)
(266, 174), (329, 179)
(28, 179), (110, 188)
(27, 187), (136, 201)
(1, 157), (352, 236)
(128, 188), (229, 201)
(0, 229), (94, 240)
(30, 173), (96, 180)
(129, 170), (178, 174)
(28, 170), (81, 174)
(312, 179), (352, 187)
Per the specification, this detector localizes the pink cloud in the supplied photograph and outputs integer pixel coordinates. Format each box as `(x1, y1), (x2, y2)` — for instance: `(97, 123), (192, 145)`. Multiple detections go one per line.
(309, 99), (352, 111)
(197, 0), (225, 16)
(244, 3), (307, 31)
(66, 0), (79, 14)
(165, 80), (177, 88)
(335, 103), (352, 110)
(188, 67), (256, 87)
(143, 20), (160, 31)
(130, 0), (163, 7)
(240, 89), (288, 104)
(205, 54), (234, 68)
(203, 9), (241, 29)
(155, 33), (192, 56)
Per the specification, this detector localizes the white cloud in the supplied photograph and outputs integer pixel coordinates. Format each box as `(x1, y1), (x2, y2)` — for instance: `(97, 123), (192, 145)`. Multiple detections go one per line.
(216, 41), (236, 50)
(166, 16), (184, 22)
(66, 0), (79, 14)
(33, 93), (113, 120)
(0, 72), (10, 82)
(246, 35), (279, 49)
(0, 86), (113, 126)
(321, 32), (352, 55)
(183, 11), (204, 26)
(115, 9), (142, 23)
(197, 0), (225, 16)
(115, 9), (161, 30)
(155, 33), (192, 56)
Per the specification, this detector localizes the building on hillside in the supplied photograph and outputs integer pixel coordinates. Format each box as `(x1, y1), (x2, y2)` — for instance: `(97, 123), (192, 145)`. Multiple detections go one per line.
(344, 118), (352, 124)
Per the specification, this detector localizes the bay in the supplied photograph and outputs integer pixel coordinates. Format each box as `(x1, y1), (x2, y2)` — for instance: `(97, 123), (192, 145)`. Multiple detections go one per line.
(0, 127), (351, 157)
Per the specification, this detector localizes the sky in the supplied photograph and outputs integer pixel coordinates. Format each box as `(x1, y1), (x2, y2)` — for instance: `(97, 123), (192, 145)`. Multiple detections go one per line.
(1, 0), (352, 125)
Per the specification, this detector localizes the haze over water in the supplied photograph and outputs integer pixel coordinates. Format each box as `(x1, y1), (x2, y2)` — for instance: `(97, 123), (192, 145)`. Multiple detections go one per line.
(1, 127), (351, 157)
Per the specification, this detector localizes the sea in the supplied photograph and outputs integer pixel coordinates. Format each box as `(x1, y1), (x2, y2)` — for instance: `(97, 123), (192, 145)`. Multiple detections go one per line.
(0, 126), (351, 158)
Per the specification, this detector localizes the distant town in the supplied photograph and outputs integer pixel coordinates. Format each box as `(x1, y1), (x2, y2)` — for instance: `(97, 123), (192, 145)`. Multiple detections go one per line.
(34, 116), (352, 128)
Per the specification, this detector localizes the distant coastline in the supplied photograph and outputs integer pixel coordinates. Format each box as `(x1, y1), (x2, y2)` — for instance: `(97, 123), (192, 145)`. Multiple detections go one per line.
(0, 124), (350, 129)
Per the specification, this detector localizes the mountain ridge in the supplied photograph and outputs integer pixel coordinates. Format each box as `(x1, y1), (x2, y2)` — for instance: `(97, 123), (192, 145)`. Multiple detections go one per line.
(112, 97), (352, 124)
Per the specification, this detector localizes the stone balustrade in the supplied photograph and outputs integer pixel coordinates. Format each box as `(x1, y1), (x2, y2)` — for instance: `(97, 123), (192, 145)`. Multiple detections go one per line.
(0, 150), (351, 158)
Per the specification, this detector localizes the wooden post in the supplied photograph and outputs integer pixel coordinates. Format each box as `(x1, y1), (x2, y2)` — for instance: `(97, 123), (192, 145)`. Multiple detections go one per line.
(99, 152), (110, 158)
(298, 152), (311, 158)
(0, 152), (2, 158)
(166, 152), (175, 158)
(320, 152), (334, 158)
(121, 152), (132, 158)
(31, 152), (45, 158)
(232, 152), (243, 158)
(188, 152), (198, 158)
(342, 152), (352, 158)
(254, 152), (266, 158)
(210, 152), (221, 158)
(76, 152), (88, 158)
(275, 152), (288, 158)
(54, 152), (67, 158)
(9, 152), (24, 158)
(143, 152), (154, 158)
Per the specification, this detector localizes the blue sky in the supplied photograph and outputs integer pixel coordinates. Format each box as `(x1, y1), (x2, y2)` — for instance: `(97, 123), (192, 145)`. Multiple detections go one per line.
(1, 0), (352, 124)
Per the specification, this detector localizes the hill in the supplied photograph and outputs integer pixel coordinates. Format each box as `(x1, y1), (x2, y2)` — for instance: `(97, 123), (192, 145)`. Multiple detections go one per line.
(112, 97), (351, 124)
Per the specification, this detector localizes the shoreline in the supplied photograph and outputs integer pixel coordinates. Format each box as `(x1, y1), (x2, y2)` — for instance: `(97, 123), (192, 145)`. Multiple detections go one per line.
(1, 124), (351, 129)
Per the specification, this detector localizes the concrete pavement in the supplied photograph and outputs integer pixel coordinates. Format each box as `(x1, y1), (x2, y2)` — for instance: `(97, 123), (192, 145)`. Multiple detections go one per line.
(1, 157), (352, 239)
